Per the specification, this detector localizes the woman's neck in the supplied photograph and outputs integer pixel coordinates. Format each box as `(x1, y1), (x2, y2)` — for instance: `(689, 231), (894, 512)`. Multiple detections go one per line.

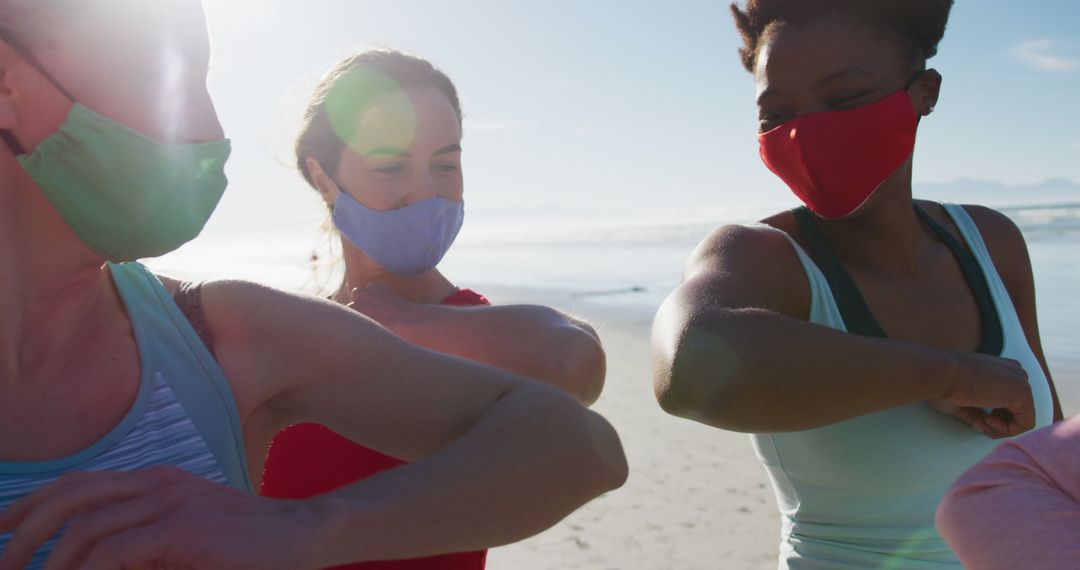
(0, 167), (115, 387)
(813, 160), (935, 274)
(334, 241), (458, 305)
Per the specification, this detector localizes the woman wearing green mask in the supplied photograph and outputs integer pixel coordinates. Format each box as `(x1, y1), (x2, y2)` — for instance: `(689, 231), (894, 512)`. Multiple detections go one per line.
(0, 1), (627, 569)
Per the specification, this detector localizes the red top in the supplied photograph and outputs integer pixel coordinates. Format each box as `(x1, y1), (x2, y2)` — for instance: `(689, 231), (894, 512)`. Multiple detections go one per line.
(260, 289), (491, 570)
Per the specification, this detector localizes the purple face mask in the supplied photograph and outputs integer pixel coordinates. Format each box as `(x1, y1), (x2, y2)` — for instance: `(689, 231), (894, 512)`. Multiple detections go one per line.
(332, 192), (465, 277)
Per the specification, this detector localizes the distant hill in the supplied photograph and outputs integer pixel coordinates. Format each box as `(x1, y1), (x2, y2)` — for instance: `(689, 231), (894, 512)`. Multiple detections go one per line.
(914, 178), (1080, 208)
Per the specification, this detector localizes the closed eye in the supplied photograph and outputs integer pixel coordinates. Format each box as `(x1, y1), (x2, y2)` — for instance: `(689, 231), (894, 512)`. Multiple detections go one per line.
(374, 164), (406, 176)
(828, 90), (876, 110)
(432, 164), (461, 174)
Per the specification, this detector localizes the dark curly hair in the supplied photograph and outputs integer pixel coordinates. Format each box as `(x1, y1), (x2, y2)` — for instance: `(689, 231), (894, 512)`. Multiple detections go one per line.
(731, 0), (954, 73)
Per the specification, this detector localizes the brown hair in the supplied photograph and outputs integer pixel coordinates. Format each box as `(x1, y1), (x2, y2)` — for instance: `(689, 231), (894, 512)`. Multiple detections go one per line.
(295, 49), (463, 191)
(731, 0), (954, 73)
(297, 49), (462, 296)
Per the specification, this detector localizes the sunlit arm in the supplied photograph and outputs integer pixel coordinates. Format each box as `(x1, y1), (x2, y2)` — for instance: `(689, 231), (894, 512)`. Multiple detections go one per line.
(213, 283), (627, 564)
(652, 301), (956, 433)
(376, 302), (606, 404)
(650, 225), (1030, 435)
(0, 284), (628, 570)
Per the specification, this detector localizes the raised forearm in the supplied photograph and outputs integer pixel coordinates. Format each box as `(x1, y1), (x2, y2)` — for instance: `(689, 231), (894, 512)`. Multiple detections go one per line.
(308, 385), (627, 566)
(389, 304), (605, 403)
(654, 307), (954, 432)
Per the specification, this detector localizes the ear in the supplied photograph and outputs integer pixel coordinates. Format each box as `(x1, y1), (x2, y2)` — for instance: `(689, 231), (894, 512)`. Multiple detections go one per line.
(912, 69), (942, 117)
(306, 156), (341, 207)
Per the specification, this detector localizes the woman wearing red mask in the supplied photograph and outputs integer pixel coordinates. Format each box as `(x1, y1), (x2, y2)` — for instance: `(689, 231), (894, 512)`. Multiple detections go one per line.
(652, 1), (1063, 567)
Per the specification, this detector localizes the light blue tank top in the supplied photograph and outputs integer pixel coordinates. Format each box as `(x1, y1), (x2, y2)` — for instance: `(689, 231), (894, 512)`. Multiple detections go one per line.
(0, 262), (251, 569)
(751, 204), (1053, 569)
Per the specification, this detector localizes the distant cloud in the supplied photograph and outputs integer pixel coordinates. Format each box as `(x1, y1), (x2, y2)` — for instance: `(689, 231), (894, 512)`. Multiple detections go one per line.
(1011, 38), (1080, 72)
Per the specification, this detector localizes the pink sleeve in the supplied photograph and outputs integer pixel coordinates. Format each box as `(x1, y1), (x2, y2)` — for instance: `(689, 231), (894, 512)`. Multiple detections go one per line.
(936, 416), (1080, 569)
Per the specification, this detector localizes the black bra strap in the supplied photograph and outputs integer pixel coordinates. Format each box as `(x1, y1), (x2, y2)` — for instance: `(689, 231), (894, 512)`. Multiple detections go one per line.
(790, 205), (1003, 355)
(791, 207), (888, 338)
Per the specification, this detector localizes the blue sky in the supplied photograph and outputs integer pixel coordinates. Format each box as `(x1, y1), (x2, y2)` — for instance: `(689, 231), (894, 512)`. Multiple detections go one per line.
(184, 0), (1080, 248)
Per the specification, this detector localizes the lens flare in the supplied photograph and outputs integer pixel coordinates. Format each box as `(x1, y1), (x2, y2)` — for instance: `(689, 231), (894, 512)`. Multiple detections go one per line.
(325, 69), (417, 156)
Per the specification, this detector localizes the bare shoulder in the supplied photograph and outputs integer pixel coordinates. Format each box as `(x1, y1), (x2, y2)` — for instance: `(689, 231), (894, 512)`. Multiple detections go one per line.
(960, 204), (1027, 254)
(675, 213), (809, 319)
(688, 214), (801, 280)
(183, 279), (371, 418)
(197, 279), (351, 324)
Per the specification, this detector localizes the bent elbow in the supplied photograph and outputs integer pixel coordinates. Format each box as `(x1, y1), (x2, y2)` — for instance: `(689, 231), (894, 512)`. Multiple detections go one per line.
(552, 326), (607, 406)
(654, 366), (721, 420)
(584, 410), (629, 493)
(652, 324), (744, 427)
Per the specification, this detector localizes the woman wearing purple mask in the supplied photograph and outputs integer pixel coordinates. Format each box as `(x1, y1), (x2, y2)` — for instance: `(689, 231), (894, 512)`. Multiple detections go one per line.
(260, 50), (608, 570)
(651, 1), (1062, 567)
(0, 3), (626, 569)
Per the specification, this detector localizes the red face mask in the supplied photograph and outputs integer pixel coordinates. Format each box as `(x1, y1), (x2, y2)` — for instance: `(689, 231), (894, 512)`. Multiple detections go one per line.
(758, 89), (919, 219)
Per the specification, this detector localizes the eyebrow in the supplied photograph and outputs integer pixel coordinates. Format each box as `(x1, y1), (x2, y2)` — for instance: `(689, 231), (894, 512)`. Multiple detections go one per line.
(365, 147), (410, 157)
(433, 144), (463, 157)
(363, 143), (462, 159)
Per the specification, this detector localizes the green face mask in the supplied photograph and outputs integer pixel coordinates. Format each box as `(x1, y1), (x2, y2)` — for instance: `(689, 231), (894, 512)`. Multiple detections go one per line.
(0, 30), (231, 262)
(15, 104), (231, 262)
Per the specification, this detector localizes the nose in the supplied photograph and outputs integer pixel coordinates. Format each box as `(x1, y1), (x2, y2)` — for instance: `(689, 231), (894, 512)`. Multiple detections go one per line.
(168, 84), (224, 143)
(154, 45), (224, 144)
(405, 171), (437, 206)
(189, 88), (225, 142)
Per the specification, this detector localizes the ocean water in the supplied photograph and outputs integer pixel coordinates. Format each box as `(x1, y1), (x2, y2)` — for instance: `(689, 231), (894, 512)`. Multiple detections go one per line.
(150, 202), (1080, 403)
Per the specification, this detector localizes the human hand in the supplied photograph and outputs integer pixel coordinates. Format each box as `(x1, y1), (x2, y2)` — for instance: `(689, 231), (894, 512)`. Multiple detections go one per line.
(929, 353), (1035, 439)
(0, 467), (322, 570)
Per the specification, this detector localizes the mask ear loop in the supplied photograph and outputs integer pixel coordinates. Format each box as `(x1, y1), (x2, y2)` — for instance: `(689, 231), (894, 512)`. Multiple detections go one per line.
(0, 27), (77, 156)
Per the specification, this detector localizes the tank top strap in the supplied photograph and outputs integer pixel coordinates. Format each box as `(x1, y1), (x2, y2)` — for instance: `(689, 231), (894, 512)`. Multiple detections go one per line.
(107, 262), (252, 492)
(915, 204), (1004, 355)
(938, 204), (1024, 337)
(789, 207), (888, 338)
(748, 223), (847, 331)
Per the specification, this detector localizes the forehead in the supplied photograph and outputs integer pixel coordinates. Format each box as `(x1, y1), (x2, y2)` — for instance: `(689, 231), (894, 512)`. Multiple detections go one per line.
(755, 18), (907, 90)
(49, 0), (209, 57)
(346, 86), (460, 156)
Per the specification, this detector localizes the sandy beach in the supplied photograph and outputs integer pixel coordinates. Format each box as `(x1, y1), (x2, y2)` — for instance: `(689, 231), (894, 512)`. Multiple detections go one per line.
(481, 287), (781, 570)
(480, 283), (1080, 570)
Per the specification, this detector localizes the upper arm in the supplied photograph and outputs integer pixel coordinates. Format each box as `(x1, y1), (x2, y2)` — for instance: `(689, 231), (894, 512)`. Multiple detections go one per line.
(661, 224), (808, 320)
(201, 281), (538, 462)
(965, 205), (1063, 419)
(651, 225), (808, 407)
